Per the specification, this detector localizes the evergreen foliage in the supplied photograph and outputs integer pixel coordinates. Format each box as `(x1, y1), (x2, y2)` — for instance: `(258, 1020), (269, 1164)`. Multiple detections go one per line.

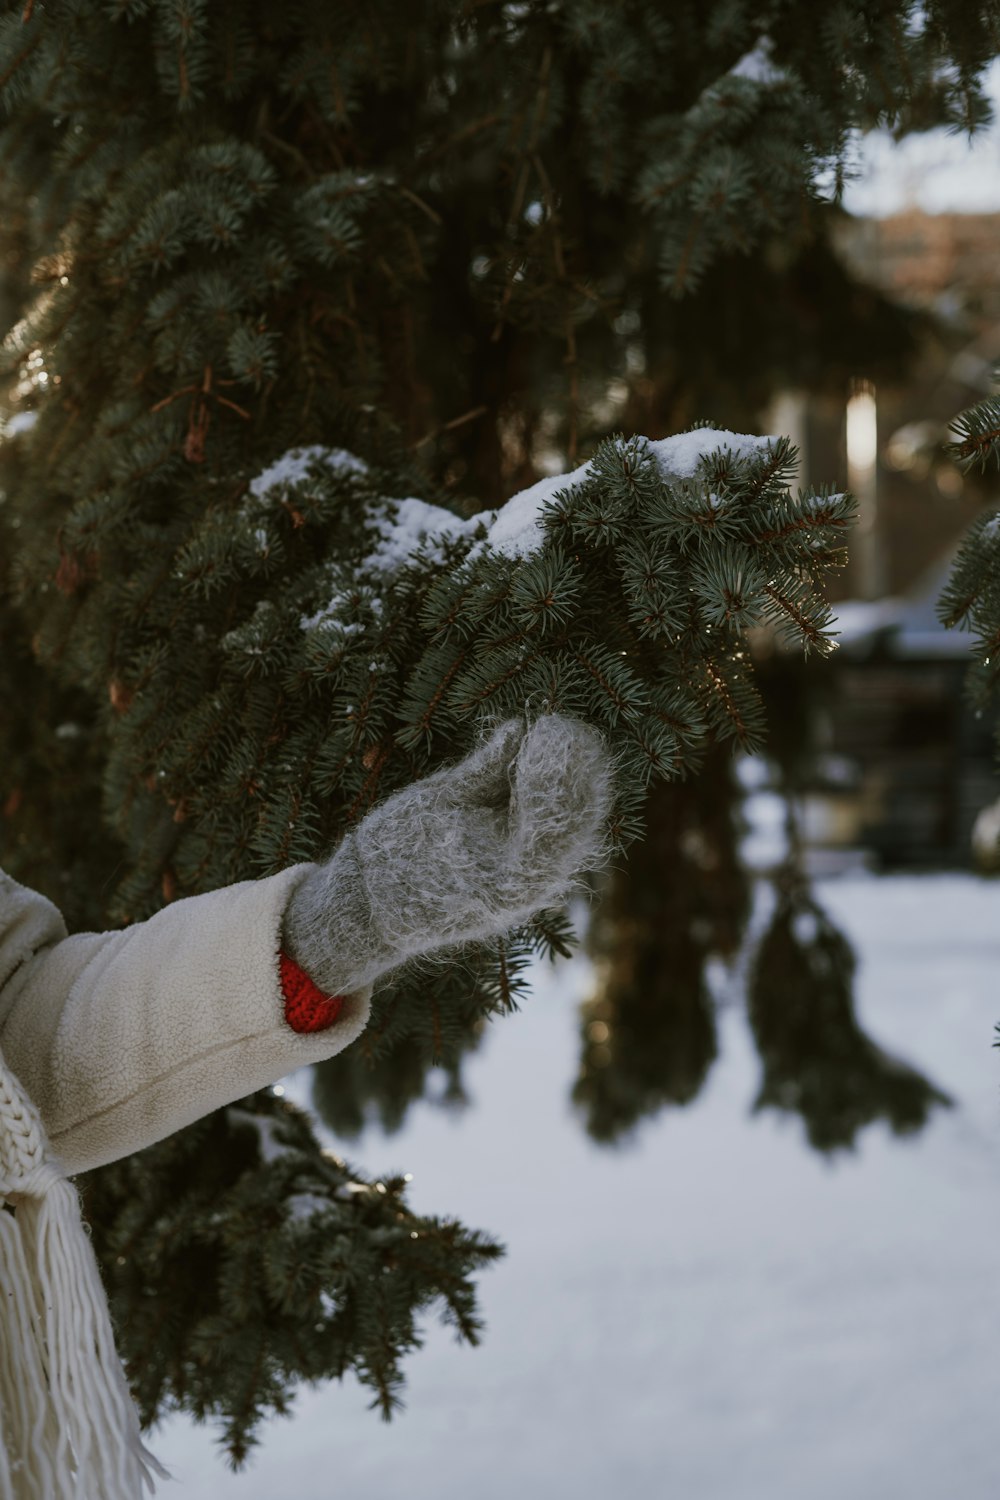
(573, 659), (953, 1151)
(747, 653), (950, 1152)
(0, 0), (997, 1466)
(83, 1089), (501, 1459)
(942, 381), (1000, 810)
(573, 753), (744, 1143)
(748, 881), (951, 1152)
(56, 423), (849, 1064)
(940, 439), (1000, 717)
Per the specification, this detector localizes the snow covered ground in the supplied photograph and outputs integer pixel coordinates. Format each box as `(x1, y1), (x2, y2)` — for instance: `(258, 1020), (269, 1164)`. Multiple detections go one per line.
(155, 874), (1000, 1499)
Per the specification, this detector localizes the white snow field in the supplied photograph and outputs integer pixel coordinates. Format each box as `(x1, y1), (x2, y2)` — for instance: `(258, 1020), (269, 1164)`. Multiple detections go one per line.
(155, 875), (1000, 1500)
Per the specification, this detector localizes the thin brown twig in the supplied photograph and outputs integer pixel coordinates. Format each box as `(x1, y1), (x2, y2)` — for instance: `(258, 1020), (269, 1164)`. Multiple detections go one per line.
(704, 659), (746, 740)
(491, 45), (554, 341)
(427, 112), (502, 160)
(565, 318), (578, 463)
(411, 404), (489, 450)
(215, 394), (252, 420)
(398, 185), (442, 226)
(259, 128), (317, 180)
(763, 583), (823, 644)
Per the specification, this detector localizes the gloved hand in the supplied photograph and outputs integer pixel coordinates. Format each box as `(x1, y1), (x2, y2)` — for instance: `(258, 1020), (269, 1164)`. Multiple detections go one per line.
(282, 713), (614, 994)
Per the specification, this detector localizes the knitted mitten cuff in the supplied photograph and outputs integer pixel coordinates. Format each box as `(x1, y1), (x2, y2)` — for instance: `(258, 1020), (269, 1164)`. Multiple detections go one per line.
(282, 827), (386, 998)
(279, 951), (345, 1033)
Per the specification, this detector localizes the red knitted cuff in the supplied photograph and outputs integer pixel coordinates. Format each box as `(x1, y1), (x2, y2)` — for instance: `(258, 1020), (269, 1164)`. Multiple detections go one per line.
(279, 951), (346, 1034)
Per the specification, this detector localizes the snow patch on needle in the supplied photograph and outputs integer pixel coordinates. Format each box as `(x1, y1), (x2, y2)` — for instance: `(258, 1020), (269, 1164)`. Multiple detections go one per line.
(478, 457), (595, 559)
(249, 445), (368, 500)
(365, 497), (480, 571)
(650, 429), (775, 480)
(728, 38), (786, 86)
(361, 460), (598, 572)
(292, 428), (789, 636)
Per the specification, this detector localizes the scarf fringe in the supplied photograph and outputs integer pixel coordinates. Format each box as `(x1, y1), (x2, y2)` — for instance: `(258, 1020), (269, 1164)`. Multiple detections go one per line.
(0, 1057), (170, 1498)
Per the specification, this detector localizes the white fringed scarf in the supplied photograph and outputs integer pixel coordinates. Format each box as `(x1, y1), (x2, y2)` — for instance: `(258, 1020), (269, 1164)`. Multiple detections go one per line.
(0, 1047), (168, 1499)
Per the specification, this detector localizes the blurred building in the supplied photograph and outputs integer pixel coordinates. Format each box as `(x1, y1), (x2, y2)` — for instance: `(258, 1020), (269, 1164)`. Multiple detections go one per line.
(799, 562), (996, 869)
(767, 210), (1000, 869)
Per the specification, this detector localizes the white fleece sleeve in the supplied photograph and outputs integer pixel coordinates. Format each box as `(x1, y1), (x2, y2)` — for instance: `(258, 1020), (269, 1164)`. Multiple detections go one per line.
(0, 865), (371, 1177)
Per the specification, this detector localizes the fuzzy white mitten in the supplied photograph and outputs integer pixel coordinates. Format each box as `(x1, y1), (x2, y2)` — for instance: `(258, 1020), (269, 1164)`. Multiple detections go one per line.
(282, 714), (613, 993)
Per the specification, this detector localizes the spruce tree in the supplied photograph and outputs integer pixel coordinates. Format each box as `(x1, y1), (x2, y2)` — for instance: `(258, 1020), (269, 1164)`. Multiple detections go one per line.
(0, 0), (997, 1466)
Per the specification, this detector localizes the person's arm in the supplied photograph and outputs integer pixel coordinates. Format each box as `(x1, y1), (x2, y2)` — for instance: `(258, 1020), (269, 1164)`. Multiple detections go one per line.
(0, 713), (611, 1178)
(0, 863), (370, 1176)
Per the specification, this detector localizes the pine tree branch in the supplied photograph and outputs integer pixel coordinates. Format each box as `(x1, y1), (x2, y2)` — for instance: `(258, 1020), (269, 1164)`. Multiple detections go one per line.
(763, 582), (826, 646)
